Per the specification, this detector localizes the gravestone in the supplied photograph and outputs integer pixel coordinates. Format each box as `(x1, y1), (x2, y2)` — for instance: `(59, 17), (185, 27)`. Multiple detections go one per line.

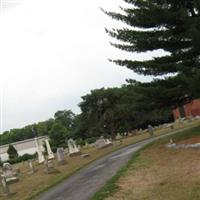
(35, 137), (45, 164)
(167, 142), (200, 149)
(3, 163), (12, 171)
(56, 148), (66, 165)
(44, 160), (56, 174)
(67, 139), (81, 157)
(45, 139), (55, 160)
(105, 139), (112, 145)
(94, 137), (112, 149)
(28, 160), (35, 174)
(115, 134), (123, 145)
(195, 115), (200, 120)
(94, 138), (106, 149)
(0, 175), (10, 196)
(2, 163), (19, 184)
(148, 125), (154, 136)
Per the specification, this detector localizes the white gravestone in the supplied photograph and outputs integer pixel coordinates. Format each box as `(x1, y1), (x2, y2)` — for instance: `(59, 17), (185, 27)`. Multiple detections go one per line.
(105, 139), (112, 145)
(35, 137), (45, 164)
(67, 139), (81, 156)
(94, 137), (113, 149)
(2, 163), (18, 183)
(45, 139), (55, 160)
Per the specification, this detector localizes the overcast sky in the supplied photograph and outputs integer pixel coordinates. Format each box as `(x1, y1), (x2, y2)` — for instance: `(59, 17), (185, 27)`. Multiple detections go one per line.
(0, 0), (160, 132)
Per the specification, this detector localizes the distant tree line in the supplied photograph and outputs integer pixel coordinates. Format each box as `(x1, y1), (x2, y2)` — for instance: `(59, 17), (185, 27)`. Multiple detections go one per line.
(0, 82), (173, 150)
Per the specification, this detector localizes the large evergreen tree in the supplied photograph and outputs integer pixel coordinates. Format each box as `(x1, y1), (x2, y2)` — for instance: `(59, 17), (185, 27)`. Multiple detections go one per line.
(104, 0), (200, 77)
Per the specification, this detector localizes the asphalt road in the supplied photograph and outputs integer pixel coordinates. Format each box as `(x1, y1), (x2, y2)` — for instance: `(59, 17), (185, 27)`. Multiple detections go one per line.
(36, 128), (189, 200)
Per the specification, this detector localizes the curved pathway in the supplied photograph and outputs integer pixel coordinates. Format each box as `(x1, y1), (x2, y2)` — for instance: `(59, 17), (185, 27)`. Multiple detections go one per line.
(36, 128), (190, 200)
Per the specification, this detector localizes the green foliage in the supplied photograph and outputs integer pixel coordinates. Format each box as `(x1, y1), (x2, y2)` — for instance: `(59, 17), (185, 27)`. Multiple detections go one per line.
(49, 122), (68, 148)
(0, 153), (36, 166)
(54, 110), (75, 129)
(76, 138), (86, 146)
(104, 0), (200, 76)
(7, 144), (18, 160)
(9, 153), (36, 165)
(104, 0), (200, 106)
(85, 137), (97, 144)
(75, 85), (172, 139)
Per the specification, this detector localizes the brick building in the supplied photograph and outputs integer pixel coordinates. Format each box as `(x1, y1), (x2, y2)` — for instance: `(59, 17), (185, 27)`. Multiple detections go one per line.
(173, 98), (200, 120)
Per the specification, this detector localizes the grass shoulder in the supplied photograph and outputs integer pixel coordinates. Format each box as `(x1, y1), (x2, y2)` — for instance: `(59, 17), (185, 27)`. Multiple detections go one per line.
(91, 125), (200, 200)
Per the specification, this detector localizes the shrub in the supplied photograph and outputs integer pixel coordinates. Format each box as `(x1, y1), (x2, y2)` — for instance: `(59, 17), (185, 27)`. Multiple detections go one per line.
(7, 144), (18, 160)
(86, 137), (97, 144)
(0, 153), (36, 166)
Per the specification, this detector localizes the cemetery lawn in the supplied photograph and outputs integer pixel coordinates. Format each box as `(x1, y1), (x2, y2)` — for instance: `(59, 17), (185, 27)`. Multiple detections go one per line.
(1, 120), (200, 200)
(93, 125), (200, 200)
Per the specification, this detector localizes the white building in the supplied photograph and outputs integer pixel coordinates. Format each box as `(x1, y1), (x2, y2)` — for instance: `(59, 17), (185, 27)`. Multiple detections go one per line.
(0, 136), (48, 161)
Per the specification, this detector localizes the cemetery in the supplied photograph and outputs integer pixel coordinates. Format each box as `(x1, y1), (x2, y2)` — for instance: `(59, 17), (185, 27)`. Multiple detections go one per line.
(1, 0), (200, 199)
(0, 118), (199, 200)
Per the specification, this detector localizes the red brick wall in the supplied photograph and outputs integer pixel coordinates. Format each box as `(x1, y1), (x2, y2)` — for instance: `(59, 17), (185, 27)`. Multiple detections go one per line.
(184, 99), (200, 117)
(172, 99), (200, 120)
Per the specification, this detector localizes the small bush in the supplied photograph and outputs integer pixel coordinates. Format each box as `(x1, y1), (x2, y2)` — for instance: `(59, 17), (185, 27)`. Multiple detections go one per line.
(7, 144), (18, 159)
(0, 153), (36, 166)
(86, 137), (97, 144)
(76, 139), (86, 146)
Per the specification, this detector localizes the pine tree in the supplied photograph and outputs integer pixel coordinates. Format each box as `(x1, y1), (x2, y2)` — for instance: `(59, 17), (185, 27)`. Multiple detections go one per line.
(104, 0), (200, 77)
(7, 144), (18, 160)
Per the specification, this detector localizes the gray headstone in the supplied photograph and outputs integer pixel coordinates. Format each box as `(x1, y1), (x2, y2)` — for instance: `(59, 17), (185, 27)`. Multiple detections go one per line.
(94, 137), (112, 149)
(28, 160), (35, 174)
(148, 125), (154, 136)
(0, 175), (10, 196)
(56, 148), (66, 165)
(44, 160), (56, 174)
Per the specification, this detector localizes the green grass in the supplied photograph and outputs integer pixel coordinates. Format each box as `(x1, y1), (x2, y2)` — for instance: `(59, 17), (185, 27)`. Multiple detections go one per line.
(91, 125), (200, 200)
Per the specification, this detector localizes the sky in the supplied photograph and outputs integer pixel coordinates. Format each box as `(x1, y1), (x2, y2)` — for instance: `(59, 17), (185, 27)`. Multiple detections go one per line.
(0, 0), (159, 132)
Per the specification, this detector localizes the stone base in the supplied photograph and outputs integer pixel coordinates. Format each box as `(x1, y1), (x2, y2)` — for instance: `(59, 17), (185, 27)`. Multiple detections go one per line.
(81, 154), (90, 158)
(58, 160), (67, 165)
(44, 168), (57, 174)
(98, 143), (113, 149)
(69, 152), (82, 157)
(6, 177), (19, 184)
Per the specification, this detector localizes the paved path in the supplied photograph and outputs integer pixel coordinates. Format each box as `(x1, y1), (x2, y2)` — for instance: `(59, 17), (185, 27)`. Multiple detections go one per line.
(36, 128), (191, 200)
